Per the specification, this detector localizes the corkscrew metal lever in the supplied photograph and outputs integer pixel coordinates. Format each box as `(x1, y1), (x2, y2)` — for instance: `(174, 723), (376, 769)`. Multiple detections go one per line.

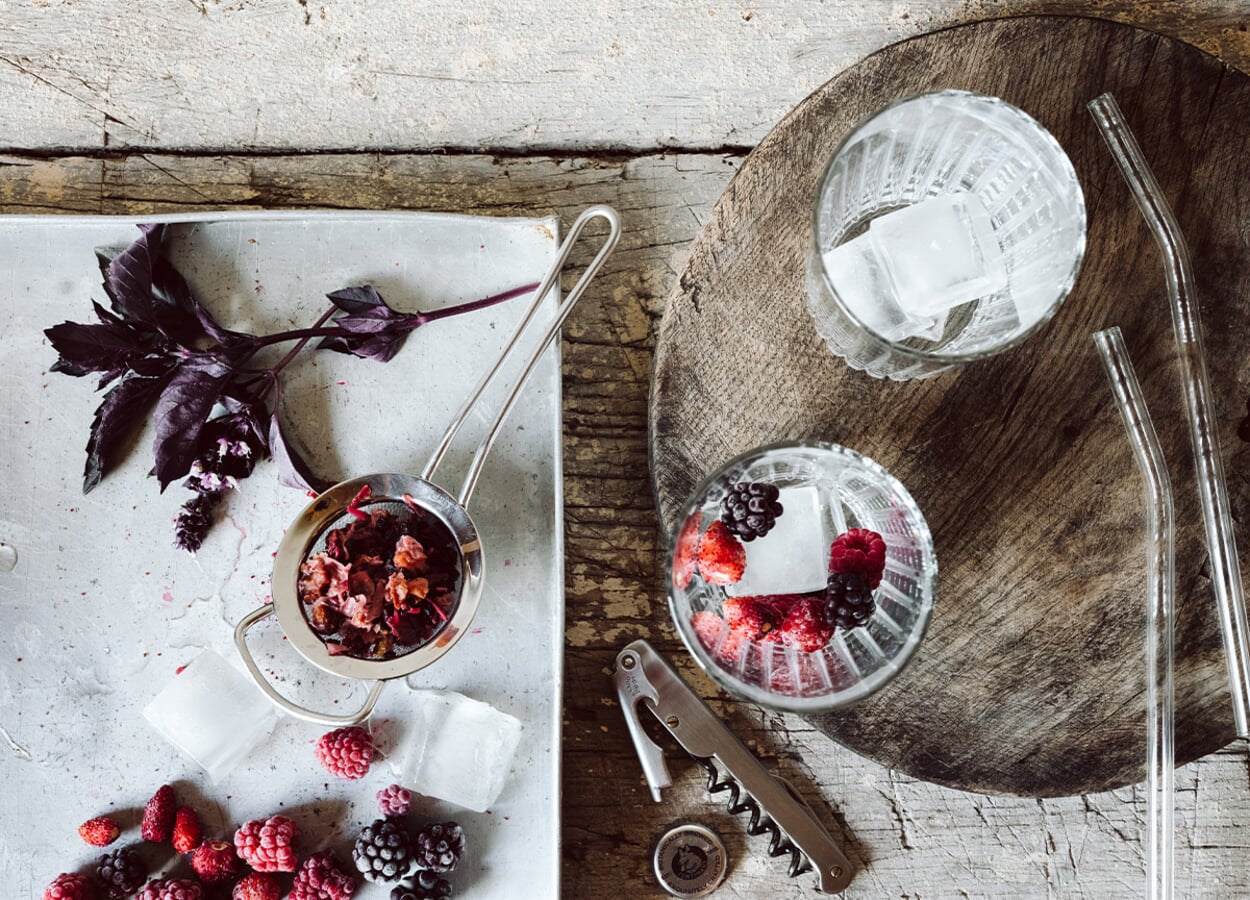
(613, 639), (854, 894)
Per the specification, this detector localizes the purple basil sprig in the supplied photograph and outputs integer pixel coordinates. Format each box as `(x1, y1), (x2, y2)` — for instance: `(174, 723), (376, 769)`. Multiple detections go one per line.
(45, 224), (537, 552)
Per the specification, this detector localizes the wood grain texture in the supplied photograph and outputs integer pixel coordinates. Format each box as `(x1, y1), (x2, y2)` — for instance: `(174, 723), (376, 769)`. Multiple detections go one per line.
(2, 147), (1250, 898)
(649, 15), (1250, 797)
(0, 1), (1249, 153)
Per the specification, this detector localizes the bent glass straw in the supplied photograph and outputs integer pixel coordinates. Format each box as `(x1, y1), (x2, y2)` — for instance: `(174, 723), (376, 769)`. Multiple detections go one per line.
(1096, 326), (1174, 900)
(1089, 92), (1250, 738)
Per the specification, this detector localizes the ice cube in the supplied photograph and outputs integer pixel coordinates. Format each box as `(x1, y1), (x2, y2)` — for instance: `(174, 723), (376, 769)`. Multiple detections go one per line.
(725, 485), (832, 597)
(396, 689), (523, 812)
(869, 193), (1008, 318)
(143, 649), (278, 783)
(821, 234), (946, 342)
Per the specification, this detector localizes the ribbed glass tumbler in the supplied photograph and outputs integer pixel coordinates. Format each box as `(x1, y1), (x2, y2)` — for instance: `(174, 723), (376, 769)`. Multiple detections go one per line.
(669, 443), (937, 713)
(808, 90), (1086, 380)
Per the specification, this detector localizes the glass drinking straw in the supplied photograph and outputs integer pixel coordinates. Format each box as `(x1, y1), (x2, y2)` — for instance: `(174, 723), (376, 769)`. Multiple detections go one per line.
(1096, 326), (1174, 900)
(1089, 93), (1250, 739)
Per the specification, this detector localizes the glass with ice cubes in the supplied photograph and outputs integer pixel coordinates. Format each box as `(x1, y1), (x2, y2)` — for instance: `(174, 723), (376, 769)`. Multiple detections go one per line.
(669, 443), (937, 712)
(808, 90), (1086, 380)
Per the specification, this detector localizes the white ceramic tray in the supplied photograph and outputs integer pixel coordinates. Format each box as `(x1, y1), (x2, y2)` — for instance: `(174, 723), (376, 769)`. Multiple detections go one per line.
(0, 211), (564, 897)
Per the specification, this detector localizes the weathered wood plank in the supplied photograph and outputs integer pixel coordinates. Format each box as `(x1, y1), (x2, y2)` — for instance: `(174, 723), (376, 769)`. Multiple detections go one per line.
(2, 150), (1249, 896)
(0, 1), (1248, 153)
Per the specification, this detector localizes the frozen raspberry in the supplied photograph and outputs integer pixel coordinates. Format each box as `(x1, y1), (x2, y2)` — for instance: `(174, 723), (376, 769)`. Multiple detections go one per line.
(411, 822), (464, 874)
(135, 880), (203, 900)
(231, 873), (282, 900)
(43, 873), (98, 900)
(290, 849), (358, 900)
(391, 870), (452, 900)
(691, 610), (746, 664)
(695, 520), (746, 585)
(315, 726), (374, 780)
(141, 784), (177, 842)
(235, 815), (299, 873)
(353, 818), (413, 883)
(671, 512), (702, 589)
(773, 596), (836, 653)
(720, 481), (783, 541)
(171, 807), (202, 853)
(376, 784), (412, 817)
(97, 846), (148, 897)
(722, 595), (781, 639)
(191, 839), (242, 883)
(79, 815), (122, 846)
(828, 528), (886, 589)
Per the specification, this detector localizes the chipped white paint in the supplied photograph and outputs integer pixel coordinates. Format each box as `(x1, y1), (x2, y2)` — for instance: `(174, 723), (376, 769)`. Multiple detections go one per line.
(0, 1), (1246, 153)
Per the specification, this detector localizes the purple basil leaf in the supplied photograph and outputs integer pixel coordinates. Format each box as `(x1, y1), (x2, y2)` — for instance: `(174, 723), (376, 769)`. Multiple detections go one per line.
(268, 411), (330, 494)
(92, 300), (124, 326)
(83, 374), (168, 493)
(45, 319), (158, 375)
(318, 285), (419, 362)
(152, 355), (233, 490)
(325, 285), (402, 317)
(151, 254), (245, 346)
(317, 330), (409, 363)
(99, 224), (164, 326)
(96, 368), (125, 390)
(220, 392), (272, 457)
(99, 224), (217, 346)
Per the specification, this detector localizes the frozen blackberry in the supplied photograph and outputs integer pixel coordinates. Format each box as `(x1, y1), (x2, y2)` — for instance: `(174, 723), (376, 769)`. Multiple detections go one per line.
(353, 818), (413, 883)
(412, 822), (465, 874)
(823, 572), (875, 630)
(391, 870), (453, 900)
(97, 846), (148, 898)
(719, 481), (783, 541)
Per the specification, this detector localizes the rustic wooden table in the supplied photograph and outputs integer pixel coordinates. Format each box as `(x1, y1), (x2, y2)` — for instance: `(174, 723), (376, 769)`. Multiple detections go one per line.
(4, 2), (1250, 897)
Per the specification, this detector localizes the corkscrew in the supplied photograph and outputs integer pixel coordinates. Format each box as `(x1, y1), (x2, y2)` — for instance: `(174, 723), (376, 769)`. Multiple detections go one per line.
(613, 639), (854, 893)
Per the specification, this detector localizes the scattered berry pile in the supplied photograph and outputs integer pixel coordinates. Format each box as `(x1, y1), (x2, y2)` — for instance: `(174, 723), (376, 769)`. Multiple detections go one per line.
(42, 776), (470, 900)
(682, 475), (889, 664)
(298, 500), (461, 660)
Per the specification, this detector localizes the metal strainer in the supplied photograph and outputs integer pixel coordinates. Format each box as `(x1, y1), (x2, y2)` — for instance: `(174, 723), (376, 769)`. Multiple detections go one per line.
(234, 205), (621, 725)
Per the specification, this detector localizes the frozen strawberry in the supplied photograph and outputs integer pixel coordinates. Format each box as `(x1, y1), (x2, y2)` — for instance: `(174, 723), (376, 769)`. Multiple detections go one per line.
(78, 815), (121, 847)
(672, 512), (702, 589)
(696, 520), (745, 585)
(828, 528), (886, 589)
(691, 610), (746, 664)
(142, 784), (177, 842)
(172, 806), (202, 853)
(232, 873), (281, 900)
(757, 592), (819, 620)
(722, 596), (781, 639)
(774, 597), (835, 653)
(192, 839), (243, 883)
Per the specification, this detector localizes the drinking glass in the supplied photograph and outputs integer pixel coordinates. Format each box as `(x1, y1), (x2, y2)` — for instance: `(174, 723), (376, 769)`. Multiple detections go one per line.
(808, 90), (1086, 380)
(668, 442), (937, 713)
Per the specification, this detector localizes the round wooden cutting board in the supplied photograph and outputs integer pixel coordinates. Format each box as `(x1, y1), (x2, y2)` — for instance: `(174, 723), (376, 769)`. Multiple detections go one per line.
(649, 15), (1250, 797)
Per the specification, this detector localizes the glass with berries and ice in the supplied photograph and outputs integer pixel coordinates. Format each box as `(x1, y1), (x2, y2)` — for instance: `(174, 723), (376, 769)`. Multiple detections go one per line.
(669, 442), (937, 712)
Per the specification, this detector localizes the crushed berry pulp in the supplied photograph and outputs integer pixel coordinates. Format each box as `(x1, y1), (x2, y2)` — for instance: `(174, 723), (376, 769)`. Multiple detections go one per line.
(297, 505), (462, 660)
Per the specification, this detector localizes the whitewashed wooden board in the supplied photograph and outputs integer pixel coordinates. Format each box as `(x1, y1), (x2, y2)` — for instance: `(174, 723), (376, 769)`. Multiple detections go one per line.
(0, 211), (564, 898)
(0, 1), (1247, 153)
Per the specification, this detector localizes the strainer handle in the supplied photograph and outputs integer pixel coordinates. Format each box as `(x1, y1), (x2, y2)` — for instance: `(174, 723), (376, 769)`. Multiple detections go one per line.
(233, 603), (386, 726)
(418, 204), (622, 506)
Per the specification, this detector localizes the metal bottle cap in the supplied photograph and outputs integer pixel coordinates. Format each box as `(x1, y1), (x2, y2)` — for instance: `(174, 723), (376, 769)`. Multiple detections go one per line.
(653, 823), (728, 898)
